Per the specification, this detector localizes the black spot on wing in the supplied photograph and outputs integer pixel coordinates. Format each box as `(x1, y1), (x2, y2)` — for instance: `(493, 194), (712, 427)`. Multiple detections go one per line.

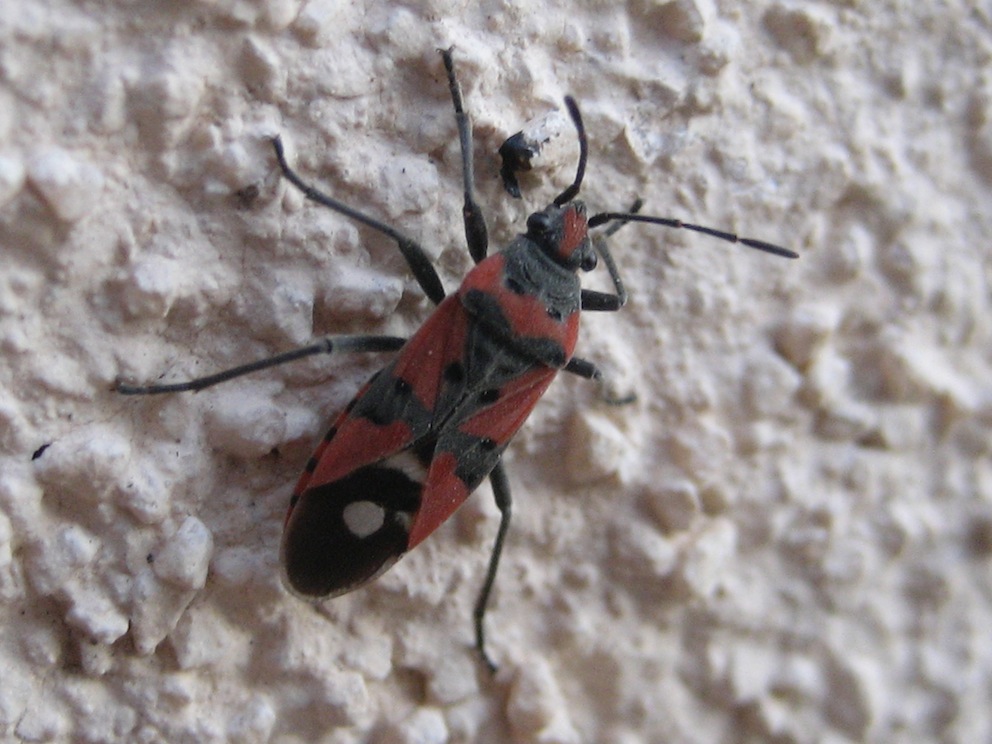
(478, 388), (500, 404)
(281, 466), (421, 597)
(351, 367), (431, 430)
(432, 427), (508, 495)
(444, 361), (465, 383)
(412, 433), (438, 469)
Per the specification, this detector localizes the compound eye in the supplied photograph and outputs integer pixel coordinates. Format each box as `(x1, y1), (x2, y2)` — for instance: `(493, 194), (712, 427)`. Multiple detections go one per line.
(580, 251), (598, 272)
(527, 211), (552, 236)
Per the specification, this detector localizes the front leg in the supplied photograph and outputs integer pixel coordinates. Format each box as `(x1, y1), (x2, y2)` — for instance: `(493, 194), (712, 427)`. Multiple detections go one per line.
(581, 199), (643, 311)
(564, 357), (636, 406)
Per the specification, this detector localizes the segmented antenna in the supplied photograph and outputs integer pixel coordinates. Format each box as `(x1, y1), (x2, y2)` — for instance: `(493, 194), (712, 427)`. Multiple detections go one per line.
(553, 95), (796, 259)
(589, 212), (798, 259)
(553, 97), (587, 207)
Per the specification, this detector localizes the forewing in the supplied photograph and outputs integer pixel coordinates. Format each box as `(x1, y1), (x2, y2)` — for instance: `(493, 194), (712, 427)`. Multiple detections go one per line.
(302, 295), (471, 491)
(407, 366), (558, 547)
(282, 295), (473, 598)
(281, 458), (422, 597)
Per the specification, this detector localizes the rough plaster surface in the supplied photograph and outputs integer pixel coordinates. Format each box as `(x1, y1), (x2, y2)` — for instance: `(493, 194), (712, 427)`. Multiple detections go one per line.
(2, 1), (990, 742)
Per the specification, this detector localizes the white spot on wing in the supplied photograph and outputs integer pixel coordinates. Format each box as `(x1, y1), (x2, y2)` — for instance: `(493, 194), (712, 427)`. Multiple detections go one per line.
(343, 500), (386, 539)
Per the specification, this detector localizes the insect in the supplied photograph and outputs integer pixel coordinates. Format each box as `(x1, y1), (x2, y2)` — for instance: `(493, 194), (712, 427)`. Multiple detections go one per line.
(117, 48), (797, 672)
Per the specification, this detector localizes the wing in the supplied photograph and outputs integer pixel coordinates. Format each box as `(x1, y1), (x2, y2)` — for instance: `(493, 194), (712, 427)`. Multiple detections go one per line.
(300, 294), (472, 492)
(407, 365), (558, 547)
(282, 294), (476, 598)
(281, 287), (565, 597)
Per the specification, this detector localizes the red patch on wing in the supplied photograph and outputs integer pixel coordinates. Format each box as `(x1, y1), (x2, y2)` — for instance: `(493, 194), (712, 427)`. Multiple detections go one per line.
(407, 366), (558, 547)
(392, 295), (471, 412)
(290, 295), (472, 510)
(289, 379), (374, 500)
(458, 367), (556, 442)
(407, 451), (467, 548)
(309, 418), (414, 486)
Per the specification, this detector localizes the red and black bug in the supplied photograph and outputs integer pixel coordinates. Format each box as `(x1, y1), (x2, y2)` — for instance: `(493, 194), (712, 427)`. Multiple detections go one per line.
(117, 48), (797, 672)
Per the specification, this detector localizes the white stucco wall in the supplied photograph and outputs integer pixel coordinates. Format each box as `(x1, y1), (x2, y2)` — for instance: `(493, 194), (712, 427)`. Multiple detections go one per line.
(1, 1), (990, 742)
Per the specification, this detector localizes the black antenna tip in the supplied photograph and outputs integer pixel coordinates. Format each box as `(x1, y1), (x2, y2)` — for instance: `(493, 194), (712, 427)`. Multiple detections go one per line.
(563, 96), (581, 127)
(741, 238), (799, 259)
(553, 96), (588, 207)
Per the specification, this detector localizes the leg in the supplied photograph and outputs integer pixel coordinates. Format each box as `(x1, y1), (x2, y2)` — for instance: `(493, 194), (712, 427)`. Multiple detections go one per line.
(115, 335), (406, 395)
(564, 357), (636, 405)
(474, 459), (512, 673)
(439, 48), (489, 264)
(580, 199), (642, 312)
(270, 137), (447, 306)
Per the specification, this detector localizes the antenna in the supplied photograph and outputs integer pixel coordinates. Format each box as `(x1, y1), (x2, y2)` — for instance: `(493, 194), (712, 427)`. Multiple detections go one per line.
(550, 96), (796, 259)
(588, 212), (798, 259)
(553, 97), (587, 207)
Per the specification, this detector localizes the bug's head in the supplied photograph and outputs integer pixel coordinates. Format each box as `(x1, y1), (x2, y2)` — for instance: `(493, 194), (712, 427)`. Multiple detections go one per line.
(526, 201), (597, 272)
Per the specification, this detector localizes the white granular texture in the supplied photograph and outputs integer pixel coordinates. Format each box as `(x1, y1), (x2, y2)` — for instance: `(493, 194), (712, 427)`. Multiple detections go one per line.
(1, 1), (990, 742)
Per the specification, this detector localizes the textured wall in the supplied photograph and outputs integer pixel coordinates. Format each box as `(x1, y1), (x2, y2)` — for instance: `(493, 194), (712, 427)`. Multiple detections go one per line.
(1, 1), (990, 742)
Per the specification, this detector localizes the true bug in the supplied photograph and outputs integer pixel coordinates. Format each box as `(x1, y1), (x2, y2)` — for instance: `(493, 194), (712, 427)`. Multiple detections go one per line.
(117, 48), (797, 672)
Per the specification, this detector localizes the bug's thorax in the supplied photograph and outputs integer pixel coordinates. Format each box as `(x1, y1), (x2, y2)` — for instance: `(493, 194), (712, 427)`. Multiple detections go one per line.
(456, 205), (588, 369)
